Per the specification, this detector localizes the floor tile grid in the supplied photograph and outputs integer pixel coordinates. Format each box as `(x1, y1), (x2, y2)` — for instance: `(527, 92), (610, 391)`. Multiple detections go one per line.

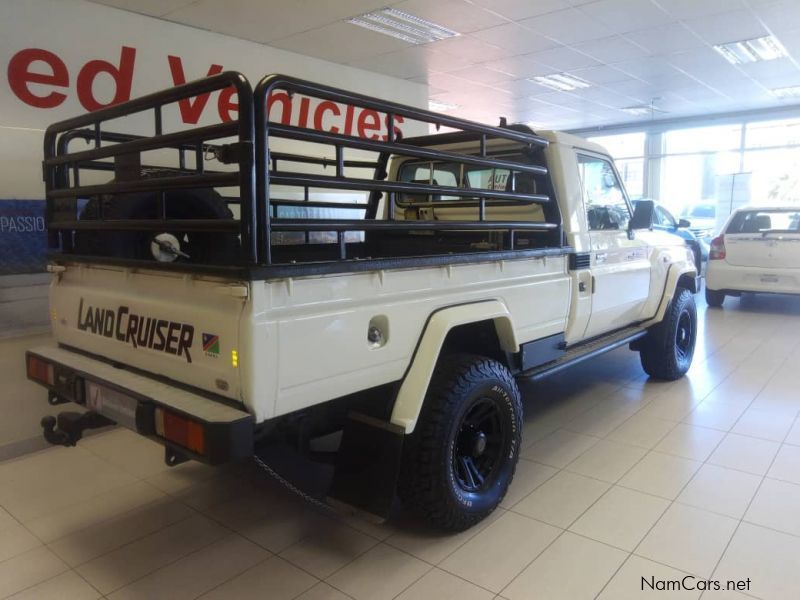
(592, 322), (800, 600)
(0, 482), (224, 598)
(492, 316), (798, 599)
(698, 407), (800, 599)
(1, 450), (325, 598)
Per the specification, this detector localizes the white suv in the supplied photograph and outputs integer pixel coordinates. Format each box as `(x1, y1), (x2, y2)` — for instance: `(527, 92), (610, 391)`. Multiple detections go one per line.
(706, 206), (800, 307)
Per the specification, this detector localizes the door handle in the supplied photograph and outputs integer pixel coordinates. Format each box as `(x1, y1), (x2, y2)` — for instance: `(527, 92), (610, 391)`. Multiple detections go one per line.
(591, 276), (596, 294)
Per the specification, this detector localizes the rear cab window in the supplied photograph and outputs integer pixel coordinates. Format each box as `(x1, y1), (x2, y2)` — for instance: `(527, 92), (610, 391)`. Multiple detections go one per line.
(397, 156), (546, 222)
(727, 209), (800, 234)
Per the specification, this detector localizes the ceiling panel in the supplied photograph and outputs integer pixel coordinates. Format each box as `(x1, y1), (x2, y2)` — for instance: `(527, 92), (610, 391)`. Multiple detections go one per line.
(654, 0), (745, 20)
(682, 9), (769, 45)
(391, 0), (507, 34)
(268, 21), (410, 64)
(624, 23), (705, 56)
(470, 22), (560, 54)
(580, 0), (674, 34)
(751, 0), (800, 34)
(89, 0), (800, 130)
(573, 35), (651, 64)
(468, 0), (571, 21)
(525, 46), (601, 71)
(519, 8), (615, 45)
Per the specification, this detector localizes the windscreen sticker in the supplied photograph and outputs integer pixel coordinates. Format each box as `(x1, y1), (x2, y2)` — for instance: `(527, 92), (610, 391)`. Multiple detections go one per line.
(77, 298), (194, 363)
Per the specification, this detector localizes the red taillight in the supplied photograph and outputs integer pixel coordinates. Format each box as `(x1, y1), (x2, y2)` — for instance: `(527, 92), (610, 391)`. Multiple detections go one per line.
(27, 354), (54, 386)
(155, 407), (206, 455)
(709, 235), (726, 260)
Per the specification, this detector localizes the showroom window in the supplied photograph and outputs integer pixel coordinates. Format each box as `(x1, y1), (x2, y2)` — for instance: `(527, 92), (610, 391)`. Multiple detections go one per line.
(743, 118), (800, 206)
(587, 132), (645, 200)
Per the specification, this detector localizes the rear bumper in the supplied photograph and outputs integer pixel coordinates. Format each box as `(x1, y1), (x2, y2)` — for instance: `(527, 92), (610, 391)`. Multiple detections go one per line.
(706, 262), (800, 296)
(26, 345), (254, 465)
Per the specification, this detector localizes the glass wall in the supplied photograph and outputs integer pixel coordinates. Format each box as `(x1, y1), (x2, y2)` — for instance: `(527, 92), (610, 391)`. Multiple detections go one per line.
(580, 112), (800, 236)
(587, 133), (645, 200)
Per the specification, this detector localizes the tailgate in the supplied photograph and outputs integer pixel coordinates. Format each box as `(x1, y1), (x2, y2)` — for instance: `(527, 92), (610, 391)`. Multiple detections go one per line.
(725, 233), (800, 268)
(49, 263), (248, 403)
(725, 209), (800, 268)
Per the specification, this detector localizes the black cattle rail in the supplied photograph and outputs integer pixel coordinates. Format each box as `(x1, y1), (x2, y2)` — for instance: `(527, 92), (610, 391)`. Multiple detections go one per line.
(43, 70), (562, 271)
(254, 74), (557, 266)
(42, 71), (257, 261)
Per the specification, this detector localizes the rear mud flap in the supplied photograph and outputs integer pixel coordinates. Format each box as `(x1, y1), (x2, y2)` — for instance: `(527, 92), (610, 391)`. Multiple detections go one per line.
(327, 412), (405, 522)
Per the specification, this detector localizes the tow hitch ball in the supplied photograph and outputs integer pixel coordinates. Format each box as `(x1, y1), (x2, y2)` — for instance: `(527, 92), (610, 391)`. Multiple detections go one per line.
(41, 412), (113, 447)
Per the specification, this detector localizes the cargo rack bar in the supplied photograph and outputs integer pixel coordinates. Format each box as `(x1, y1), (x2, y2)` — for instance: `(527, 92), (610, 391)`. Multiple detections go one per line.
(43, 71), (257, 261)
(254, 73), (554, 265)
(44, 70), (561, 272)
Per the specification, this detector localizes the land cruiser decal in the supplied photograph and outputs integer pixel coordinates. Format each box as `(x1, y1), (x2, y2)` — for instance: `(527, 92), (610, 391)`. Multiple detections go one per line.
(77, 298), (194, 363)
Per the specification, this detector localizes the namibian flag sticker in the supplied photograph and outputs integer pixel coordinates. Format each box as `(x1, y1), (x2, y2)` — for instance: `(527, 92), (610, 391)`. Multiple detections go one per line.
(202, 333), (220, 356)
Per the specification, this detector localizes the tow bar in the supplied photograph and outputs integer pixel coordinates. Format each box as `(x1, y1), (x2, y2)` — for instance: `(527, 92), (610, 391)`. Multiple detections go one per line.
(40, 411), (113, 447)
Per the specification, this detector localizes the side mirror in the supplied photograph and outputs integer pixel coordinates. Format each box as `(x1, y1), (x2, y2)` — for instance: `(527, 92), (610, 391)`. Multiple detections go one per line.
(678, 218), (691, 228)
(629, 199), (654, 233)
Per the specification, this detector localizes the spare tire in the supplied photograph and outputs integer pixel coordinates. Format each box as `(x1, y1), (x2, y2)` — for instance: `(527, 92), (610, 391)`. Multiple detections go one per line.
(74, 187), (239, 264)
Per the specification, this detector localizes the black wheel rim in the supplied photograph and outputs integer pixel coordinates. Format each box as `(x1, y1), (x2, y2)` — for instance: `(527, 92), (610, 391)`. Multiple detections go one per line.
(452, 398), (508, 493)
(676, 309), (693, 361)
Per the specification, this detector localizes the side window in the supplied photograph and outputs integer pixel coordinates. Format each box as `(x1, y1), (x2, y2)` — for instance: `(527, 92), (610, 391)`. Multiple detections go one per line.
(658, 206), (676, 228)
(578, 154), (630, 231)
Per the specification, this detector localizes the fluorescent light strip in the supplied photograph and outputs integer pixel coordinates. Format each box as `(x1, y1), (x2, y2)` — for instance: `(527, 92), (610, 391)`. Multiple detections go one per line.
(347, 9), (459, 45)
(529, 73), (592, 92)
(714, 35), (788, 65)
(621, 105), (667, 116)
(772, 86), (800, 99)
(428, 99), (461, 112)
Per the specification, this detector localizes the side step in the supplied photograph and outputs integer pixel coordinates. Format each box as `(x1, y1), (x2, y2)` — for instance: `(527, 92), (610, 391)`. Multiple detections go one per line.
(521, 325), (648, 381)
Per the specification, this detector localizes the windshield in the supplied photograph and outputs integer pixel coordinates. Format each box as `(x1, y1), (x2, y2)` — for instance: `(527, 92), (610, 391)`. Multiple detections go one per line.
(686, 205), (715, 219)
(727, 209), (800, 234)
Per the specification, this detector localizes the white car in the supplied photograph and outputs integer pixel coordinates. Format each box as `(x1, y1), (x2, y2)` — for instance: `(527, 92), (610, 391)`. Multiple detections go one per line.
(706, 206), (800, 307)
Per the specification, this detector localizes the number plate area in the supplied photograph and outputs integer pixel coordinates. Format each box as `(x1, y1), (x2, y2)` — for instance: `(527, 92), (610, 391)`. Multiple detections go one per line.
(85, 381), (139, 431)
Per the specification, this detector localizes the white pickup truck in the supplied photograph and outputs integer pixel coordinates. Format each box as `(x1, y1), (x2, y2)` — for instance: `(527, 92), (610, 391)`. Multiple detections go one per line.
(27, 72), (698, 530)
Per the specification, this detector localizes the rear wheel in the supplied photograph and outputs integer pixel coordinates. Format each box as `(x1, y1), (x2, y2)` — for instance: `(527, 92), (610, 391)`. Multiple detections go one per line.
(640, 288), (697, 380)
(705, 287), (725, 308)
(398, 354), (522, 531)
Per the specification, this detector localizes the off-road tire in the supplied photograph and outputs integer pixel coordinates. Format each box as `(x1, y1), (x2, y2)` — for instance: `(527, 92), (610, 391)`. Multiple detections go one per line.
(397, 353), (522, 531)
(705, 287), (725, 308)
(640, 288), (697, 380)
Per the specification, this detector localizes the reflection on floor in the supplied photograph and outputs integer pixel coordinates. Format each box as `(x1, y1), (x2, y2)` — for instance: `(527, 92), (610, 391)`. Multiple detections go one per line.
(2, 293), (800, 600)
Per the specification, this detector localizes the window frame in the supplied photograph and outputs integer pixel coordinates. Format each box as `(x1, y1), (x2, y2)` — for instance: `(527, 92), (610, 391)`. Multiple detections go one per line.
(576, 151), (633, 232)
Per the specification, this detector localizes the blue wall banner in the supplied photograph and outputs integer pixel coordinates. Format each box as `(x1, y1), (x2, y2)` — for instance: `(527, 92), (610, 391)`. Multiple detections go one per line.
(0, 199), (47, 275)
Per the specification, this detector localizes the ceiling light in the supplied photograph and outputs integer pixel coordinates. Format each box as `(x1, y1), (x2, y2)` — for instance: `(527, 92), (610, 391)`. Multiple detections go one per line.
(771, 86), (800, 99)
(346, 8), (460, 45)
(528, 73), (592, 92)
(714, 35), (788, 65)
(621, 105), (667, 116)
(428, 99), (461, 112)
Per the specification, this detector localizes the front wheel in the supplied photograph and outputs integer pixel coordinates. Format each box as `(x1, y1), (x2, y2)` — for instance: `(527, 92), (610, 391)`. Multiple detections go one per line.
(398, 354), (522, 531)
(639, 288), (697, 380)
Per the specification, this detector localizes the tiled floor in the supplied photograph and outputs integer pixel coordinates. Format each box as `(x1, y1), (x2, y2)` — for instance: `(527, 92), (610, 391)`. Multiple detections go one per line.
(2, 293), (800, 599)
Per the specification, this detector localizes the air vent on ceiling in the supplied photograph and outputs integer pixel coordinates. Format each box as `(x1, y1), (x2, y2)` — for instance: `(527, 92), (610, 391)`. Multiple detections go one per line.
(346, 9), (460, 45)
